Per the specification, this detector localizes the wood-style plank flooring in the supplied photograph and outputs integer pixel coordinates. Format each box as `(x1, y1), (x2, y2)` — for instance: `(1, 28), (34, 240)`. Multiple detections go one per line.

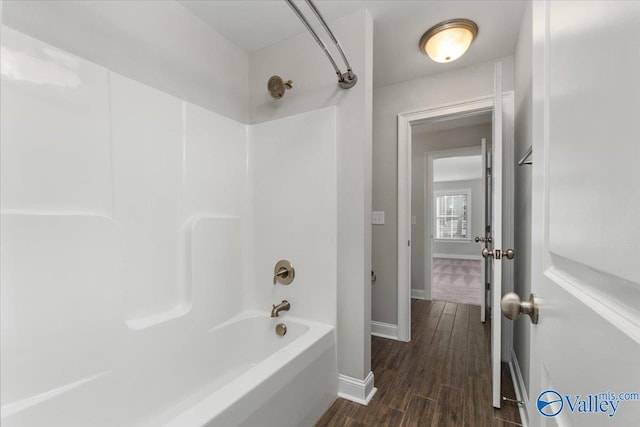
(316, 299), (522, 426)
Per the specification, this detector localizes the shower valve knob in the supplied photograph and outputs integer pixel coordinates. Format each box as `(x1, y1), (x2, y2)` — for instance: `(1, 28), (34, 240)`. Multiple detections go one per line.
(273, 260), (295, 285)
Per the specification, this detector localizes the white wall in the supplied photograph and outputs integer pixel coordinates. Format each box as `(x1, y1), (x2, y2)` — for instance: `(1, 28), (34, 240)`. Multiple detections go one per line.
(513, 0), (533, 395)
(249, 10), (374, 383)
(1, 24), (248, 406)
(433, 155), (483, 182)
(2, 0), (250, 123)
(247, 107), (337, 326)
(373, 58), (513, 325)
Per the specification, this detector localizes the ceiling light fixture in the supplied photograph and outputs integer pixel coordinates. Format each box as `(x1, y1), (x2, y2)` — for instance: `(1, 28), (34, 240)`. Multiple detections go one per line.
(419, 18), (478, 63)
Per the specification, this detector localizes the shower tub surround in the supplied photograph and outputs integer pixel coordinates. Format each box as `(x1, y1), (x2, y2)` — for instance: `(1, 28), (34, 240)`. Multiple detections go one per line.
(1, 27), (338, 426)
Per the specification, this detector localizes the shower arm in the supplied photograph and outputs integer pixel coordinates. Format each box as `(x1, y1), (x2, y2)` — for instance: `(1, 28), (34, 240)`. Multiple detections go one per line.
(284, 0), (358, 89)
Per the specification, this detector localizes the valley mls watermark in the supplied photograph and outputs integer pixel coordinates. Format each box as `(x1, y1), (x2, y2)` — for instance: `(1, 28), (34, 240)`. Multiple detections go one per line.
(537, 389), (640, 418)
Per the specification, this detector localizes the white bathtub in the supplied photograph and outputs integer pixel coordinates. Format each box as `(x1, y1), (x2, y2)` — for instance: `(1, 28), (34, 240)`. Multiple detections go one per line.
(1, 312), (337, 427)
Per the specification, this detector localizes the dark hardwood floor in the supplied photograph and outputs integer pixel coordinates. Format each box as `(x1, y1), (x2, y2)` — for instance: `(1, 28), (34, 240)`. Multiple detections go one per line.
(316, 299), (522, 426)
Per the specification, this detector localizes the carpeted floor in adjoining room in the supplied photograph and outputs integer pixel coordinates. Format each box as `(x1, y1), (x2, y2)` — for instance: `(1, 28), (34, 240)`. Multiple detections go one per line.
(431, 258), (481, 306)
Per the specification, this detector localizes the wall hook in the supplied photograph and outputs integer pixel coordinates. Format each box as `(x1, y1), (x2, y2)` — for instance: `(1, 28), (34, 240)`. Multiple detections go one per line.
(518, 145), (532, 166)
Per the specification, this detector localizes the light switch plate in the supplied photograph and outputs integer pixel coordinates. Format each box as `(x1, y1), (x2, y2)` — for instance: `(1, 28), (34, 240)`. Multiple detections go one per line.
(372, 211), (385, 225)
(411, 216), (417, 225)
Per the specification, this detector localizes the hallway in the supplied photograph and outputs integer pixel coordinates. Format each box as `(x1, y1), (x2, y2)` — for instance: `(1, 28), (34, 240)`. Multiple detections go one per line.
(316, 299), (522, 426)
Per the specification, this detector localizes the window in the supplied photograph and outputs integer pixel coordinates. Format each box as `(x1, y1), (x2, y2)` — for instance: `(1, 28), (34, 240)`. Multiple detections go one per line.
(435, 190), (471, 240)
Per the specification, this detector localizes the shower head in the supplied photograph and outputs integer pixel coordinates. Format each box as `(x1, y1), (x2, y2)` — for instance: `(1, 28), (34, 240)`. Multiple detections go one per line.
(267, 75), (293, 100)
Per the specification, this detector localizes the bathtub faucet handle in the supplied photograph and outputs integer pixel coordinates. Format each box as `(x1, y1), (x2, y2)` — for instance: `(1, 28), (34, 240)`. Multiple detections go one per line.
(273, 260), (295, 285)
(271, 300), (291, 318)
(273, 267), (288, 285)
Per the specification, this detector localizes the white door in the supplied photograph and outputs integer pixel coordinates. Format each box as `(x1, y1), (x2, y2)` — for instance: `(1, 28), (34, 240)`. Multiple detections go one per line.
(524, 1), (640, 426)
(479, 138), (487, 323)
(489, 62), (504, 409)
(479, 137), (494, 325)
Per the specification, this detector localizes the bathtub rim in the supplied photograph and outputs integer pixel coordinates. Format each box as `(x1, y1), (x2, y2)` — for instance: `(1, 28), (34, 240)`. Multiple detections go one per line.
(157, 310), (335, 427)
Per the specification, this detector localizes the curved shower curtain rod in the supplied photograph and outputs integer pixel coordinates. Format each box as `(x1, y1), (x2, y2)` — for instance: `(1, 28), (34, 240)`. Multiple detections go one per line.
(284, 0), (358, 89)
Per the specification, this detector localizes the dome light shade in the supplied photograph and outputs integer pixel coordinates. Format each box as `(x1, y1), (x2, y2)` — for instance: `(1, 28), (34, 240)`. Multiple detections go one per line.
(419, 19), (478, 63)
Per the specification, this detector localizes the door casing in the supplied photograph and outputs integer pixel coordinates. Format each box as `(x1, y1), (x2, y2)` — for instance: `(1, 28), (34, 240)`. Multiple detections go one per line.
(396, 91), (515, 360)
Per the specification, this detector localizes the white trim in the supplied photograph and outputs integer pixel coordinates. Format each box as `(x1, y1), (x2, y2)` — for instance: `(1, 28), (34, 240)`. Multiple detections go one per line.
(337, 372), (377, 406)
(411, 289), (426, 299)
(371, 321), (399, 339)
(397, 113), (412, 342)
(510, 349), (530, 427)
(433, 253), (483, 261)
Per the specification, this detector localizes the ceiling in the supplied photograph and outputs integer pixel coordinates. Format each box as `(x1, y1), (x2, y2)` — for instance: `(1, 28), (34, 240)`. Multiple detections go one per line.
(433, 156), (482, 182)
(178, 0), (526, 88)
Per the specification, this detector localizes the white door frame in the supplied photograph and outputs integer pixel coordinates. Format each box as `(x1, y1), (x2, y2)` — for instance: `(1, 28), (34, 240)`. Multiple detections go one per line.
(397, 92), (514, 347)
(423, 146), (483, 302)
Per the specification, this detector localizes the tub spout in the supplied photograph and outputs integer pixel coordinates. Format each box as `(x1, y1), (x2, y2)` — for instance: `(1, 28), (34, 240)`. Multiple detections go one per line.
(271, 300), (290, 318)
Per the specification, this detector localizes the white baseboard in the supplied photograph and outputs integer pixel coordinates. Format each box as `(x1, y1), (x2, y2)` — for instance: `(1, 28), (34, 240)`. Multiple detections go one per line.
(433, 253), (483, 260)
(411, 289), (426, 299)
(370, 321), (398, 340)
(509, 349), (530, 427)
(338, 371), (377, 405)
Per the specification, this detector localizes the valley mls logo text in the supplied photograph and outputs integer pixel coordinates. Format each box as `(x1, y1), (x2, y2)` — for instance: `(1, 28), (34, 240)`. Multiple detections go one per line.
(537, 389), (640, 418)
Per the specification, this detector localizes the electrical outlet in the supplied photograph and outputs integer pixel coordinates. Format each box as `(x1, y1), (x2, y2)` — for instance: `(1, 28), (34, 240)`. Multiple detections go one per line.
(372, 211), (385, 225)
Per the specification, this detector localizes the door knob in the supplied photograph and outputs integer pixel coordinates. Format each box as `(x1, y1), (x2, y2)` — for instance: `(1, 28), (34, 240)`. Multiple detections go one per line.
(503, 249), (515, 259)
(500, 292), (538, 324)
(482, 248), (515, 259)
